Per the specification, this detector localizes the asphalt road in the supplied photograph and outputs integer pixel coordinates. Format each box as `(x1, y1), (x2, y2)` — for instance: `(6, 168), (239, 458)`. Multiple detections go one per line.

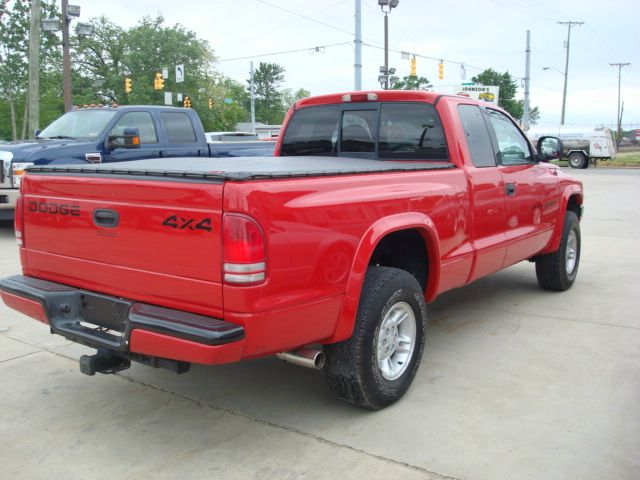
(1, 168), (638, 480)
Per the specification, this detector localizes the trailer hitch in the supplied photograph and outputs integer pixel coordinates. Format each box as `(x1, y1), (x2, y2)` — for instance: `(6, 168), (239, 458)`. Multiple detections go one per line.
(79, 349), (131, 375)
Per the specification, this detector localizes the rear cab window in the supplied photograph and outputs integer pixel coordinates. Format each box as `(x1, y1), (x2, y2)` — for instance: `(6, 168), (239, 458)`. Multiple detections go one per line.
(161, 112), (197, 144)
(280, 102), (448, 161)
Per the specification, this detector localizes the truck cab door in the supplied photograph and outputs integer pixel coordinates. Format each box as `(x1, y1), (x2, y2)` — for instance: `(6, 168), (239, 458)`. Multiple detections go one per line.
(484, 108), (559, 266)
(457, 104), (508, 282)
(102, 111), (162, 162)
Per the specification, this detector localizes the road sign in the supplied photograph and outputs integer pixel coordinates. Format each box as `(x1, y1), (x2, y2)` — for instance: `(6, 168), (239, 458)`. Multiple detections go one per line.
(223, 98), (233, 104)
(175, 64), (184, 83)
(164, 92), (172, 105)
(177, 93), (183, 101)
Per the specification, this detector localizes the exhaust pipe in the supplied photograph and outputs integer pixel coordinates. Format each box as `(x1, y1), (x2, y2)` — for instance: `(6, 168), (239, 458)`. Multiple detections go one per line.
(276, 347), (325, 370)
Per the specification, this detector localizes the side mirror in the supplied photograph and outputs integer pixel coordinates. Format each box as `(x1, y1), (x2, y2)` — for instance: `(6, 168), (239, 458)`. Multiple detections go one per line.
(34, 129), (41, 139)
(536, 136), (564, 162)
(106, 127), (141, 150)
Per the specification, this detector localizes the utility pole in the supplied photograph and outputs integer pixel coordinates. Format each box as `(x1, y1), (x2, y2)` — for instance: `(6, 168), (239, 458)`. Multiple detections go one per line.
(557, 21), (583, 125)
(523, 30), (531, 131)
(250, 61), (256, 134)
(354, 0), (362, 91)
(383, 9), (389, 89)
(610, 62), (630, 148)
(61, 0), (72, 112)
(28, 0), (41, 138)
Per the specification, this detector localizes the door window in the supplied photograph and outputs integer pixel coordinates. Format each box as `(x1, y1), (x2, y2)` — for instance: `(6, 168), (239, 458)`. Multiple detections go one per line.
(110, 112), (158, 144)
(486, 109), (532, 165)
(458, 105), (496, 167)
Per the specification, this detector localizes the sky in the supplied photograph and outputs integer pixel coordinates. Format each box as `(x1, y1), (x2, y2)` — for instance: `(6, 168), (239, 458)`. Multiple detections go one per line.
(79, 0), (639, 128)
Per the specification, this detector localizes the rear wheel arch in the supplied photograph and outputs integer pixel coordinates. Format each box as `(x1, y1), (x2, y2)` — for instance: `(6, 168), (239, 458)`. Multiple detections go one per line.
(326, 213), (440, 344)
(540, 189), (583, 255)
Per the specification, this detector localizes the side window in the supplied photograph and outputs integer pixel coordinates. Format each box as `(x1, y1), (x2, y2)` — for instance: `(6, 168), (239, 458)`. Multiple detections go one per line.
(161, 112), (197, 144)
(458, 105), (496, 167)
(110, 112), (158, 144)
(280, 107), (340, 156)
(486, 109), (532, 165)
(340, 110), (377, 153)
(379, 103), (448, 160)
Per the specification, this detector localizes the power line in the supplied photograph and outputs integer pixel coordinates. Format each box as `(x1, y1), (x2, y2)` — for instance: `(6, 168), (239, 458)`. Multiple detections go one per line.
(217, 0), (348, 51)
(216, 41), (352, 63)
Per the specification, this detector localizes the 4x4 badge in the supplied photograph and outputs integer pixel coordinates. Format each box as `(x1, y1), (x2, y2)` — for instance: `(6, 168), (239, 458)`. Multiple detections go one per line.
(162, 215), (212, 232)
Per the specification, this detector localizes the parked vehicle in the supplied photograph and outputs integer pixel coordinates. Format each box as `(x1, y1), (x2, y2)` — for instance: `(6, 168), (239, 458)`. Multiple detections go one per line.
(527, 125), (616, 169)
(206, 131), (259, 142)
(0, 90), (583, 409)
(0, 106), (275, 220)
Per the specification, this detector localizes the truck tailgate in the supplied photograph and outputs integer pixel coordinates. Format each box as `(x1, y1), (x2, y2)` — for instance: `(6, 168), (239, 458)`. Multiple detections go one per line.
(19, 173), (224, 317)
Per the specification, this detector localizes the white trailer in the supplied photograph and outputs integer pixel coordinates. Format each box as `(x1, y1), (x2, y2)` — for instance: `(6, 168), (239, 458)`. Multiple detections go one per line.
(527, 125), (616, 169)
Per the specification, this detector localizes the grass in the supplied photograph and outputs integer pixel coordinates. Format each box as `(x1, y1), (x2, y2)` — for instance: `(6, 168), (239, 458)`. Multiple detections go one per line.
(552, 151), (640, 168)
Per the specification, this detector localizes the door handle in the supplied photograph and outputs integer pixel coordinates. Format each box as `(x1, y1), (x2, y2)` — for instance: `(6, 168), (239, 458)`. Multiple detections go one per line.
(505, 183), (516, 196)
(93, 209), (119, 228)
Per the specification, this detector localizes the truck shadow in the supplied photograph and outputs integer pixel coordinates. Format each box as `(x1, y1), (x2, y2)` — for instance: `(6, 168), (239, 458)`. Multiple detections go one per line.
(119, 264), (545, 421)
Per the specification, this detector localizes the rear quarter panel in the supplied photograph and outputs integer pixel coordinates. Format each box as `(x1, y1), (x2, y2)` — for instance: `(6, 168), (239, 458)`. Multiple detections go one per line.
(223, 168), (470, 349)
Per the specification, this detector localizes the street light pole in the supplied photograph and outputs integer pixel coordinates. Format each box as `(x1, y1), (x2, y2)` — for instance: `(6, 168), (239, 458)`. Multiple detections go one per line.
(378, 0), (398, 90)
(557, 21), (583, 125)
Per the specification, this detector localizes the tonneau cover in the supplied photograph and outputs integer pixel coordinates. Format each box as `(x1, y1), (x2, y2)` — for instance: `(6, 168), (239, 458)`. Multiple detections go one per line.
(27, 156), (455, 182)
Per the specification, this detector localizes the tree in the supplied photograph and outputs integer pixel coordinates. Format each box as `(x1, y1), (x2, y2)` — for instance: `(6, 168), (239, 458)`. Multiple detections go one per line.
(72, 15), (252, 130)
(391, 75), (431, 90)
(249, 62), (286, 124)
(471, 68), (520, 118)
(283, 88), (310, 108)
(472, 68), (541, 126)
(0, 0), (60, 140)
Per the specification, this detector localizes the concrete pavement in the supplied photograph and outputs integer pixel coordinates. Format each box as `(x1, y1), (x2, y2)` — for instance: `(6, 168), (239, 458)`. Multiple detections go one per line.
(1, 167), (638, 479)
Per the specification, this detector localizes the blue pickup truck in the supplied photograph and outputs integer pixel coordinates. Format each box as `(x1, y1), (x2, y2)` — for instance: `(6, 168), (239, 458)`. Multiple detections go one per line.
(0, 105), (275, 220)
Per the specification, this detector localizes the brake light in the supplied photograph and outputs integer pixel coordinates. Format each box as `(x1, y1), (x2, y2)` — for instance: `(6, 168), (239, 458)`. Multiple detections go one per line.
(342, 93), (378, 103)
(222, 214), (267, 285)
(14, 195), (24, 246)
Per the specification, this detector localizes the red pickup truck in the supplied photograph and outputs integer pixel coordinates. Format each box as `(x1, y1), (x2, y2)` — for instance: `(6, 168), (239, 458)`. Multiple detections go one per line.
(0, 90), (583, 409)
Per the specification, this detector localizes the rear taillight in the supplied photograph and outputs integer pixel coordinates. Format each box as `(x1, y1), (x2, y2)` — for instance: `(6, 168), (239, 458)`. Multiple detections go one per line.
(14, 195), (23, 246)
(222, 214), (266, 285)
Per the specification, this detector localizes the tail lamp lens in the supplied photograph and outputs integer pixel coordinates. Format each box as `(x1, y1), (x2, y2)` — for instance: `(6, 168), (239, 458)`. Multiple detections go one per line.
(222, 214), (266, 284)
(14, 195), (23, 246)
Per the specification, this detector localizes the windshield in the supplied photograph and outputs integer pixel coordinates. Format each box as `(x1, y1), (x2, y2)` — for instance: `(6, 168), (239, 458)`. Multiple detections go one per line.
(39, 110), (118, 139)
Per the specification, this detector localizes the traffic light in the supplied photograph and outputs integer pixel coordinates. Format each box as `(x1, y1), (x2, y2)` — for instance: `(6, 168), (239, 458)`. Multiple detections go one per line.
(153, 72), (164, 90)
(438, 61), (444, 80)
(410, 56), (416, 77)
(208, 98), (213, 109)
(124, 77), (132, 94)
(183, 96), (192, 108)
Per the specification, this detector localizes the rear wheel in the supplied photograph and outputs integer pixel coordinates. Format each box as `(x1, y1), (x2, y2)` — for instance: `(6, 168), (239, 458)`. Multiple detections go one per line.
(324, 266), (427, 410)
(568, 152), (588, 169)
(535, 211), (581, 291)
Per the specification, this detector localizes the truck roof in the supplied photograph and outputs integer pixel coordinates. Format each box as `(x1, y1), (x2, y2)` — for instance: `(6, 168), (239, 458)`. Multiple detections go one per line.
(72, 105), (193, 113)
(295, 90), (443, 109)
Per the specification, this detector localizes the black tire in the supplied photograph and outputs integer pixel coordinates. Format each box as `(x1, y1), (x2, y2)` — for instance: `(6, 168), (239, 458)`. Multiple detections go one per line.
(568, 152), (587, 169)
(535, 211), (581, 291)
(324, 266), (427, 410)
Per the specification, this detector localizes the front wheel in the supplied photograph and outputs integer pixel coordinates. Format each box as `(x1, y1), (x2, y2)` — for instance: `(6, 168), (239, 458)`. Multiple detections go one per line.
(324, 266), (427, 410)
(535, 211), (581, 291)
